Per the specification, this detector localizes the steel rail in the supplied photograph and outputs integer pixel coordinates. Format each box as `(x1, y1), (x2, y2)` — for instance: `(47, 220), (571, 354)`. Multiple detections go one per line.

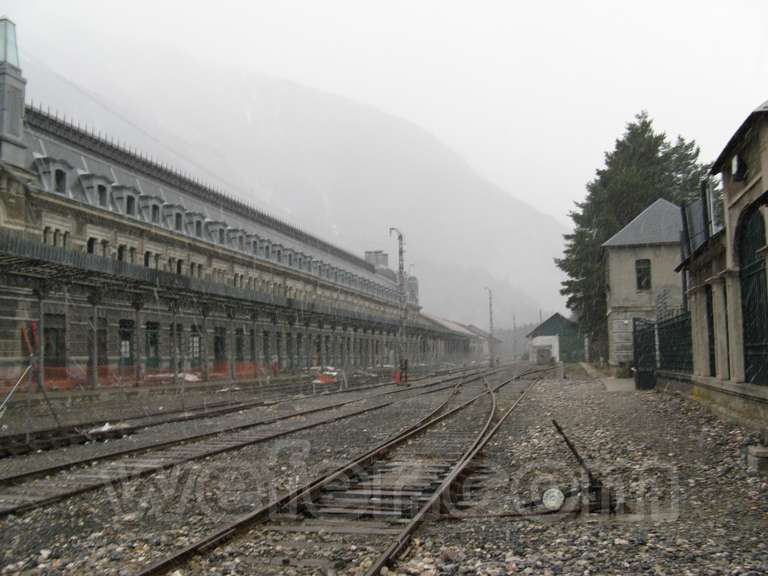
(132, 366), (530, 576)
(0, 366), (463, 459)
(363, 365), (554, 576)
(0, 368), (487, 487)
(0, 370), (499, 519)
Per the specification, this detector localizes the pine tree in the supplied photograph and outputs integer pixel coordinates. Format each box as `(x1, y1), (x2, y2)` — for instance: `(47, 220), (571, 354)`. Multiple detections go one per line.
(556, 112), (708, 359)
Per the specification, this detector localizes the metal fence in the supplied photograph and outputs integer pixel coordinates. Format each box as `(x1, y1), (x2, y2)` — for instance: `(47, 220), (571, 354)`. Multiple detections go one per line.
(632, 311), (692, 387)
(657, 312), (693, 373)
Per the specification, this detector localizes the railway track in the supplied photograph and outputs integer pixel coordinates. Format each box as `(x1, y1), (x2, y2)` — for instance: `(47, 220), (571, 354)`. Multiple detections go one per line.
(0, 367), (448, 459)
(133, 365), (553, 576)
(0, 367), (498, 518)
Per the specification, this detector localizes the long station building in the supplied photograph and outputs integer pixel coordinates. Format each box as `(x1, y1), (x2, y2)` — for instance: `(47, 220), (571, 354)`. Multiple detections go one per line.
(0, 18), (472, 389)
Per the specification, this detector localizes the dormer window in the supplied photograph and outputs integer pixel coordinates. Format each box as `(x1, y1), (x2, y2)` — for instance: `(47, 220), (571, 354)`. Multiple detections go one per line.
(264, 244), (271, 259)
(195, 221), (202, 237)
(97, 185), (108, 207)
(218, 229), (225, 244)
(125, 196), (136, 216)
(175, 213), (183, 231)
(54, 169), (67, 194)
(239, 236), (245, 251)
(151, 205), (160, 223)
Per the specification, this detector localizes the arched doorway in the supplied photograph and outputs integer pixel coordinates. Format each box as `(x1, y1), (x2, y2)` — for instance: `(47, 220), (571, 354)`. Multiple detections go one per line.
(738, 205), (768, 384)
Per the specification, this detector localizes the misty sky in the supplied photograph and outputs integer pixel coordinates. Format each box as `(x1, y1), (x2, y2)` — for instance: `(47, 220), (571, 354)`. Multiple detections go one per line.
(6, 0), (768, 227)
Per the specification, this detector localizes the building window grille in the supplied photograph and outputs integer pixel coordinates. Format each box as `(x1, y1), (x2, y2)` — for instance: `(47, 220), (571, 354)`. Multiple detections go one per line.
(635, 259), (652, 291)
(54, 169), (67, 194)
(98, 185), (108, 207)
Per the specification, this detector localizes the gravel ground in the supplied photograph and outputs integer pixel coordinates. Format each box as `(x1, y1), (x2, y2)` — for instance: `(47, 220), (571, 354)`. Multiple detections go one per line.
(0, 369), (399, 436)
(0, 374), (461, 481)
(392, 368), (768, 575)
(0, 371), (509, 575)
(181, 377), (518, 576)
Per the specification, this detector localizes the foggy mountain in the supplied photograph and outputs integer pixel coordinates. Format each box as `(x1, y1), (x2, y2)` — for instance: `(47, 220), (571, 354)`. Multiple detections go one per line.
(22, 51), (567, 327)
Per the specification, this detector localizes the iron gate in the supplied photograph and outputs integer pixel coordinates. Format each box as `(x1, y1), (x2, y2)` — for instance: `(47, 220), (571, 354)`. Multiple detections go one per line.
(633, 318), (657, 389)
(739, 206), (768, 385)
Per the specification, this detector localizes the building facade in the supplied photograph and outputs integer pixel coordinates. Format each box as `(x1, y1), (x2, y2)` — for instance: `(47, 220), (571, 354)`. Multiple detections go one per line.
(674, 100), (768, 428)
(0, 18), (469, 390)
(603, 199), (684, 367)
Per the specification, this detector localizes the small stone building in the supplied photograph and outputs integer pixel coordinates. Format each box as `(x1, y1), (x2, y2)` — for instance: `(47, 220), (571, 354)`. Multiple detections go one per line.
(526, 313), (582, 364)
(602, 199), (685, 367)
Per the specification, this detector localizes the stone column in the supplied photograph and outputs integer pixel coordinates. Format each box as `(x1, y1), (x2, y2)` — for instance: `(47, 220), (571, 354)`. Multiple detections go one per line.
(711, 278), (730, 380)
(725, 271), (745, 383)
(227, 308), (236, 381)
(200, 304), (210, 382)
(88, 289), (101, 388)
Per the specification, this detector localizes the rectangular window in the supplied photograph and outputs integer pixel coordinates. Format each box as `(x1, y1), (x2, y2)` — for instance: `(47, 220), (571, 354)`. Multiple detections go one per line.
(152, 205), (160, 223)
(54, 170), (67, 194)
(214, 327), (227, 362)
(98, 185), (108, 207)
(119, 319), (134, 366)
(43, 314), (67, 367)
(189, 326), (201, 367)
(175, 213), (183, 231)
(126, 196), (136, 216)
(635, 259), (651, 291)
(145, 321), (160, 368)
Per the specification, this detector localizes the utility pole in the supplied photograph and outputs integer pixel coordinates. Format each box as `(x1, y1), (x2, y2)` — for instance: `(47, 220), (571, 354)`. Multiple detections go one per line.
(484, 287), (495, 367)
(512, 313), (517, 361)
(389, 227), (407, 382)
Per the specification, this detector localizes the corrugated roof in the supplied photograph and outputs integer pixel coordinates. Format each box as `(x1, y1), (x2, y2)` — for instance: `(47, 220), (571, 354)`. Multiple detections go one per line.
(602, 198), (681, 248)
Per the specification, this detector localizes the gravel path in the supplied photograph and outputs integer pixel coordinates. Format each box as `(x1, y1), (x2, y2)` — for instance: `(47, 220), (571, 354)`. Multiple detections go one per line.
(393, 368), (768, 575)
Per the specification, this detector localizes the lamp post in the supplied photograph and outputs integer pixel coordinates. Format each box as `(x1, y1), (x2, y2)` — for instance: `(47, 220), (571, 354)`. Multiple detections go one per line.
(484, 286), (495, 367)
(390, 227), (407, 382)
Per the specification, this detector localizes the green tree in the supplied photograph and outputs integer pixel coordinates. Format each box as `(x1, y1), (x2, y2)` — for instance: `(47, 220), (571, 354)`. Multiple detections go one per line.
(556, 112), (708, 359)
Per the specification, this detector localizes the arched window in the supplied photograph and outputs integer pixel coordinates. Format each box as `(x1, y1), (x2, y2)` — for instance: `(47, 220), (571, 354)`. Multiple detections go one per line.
(52, 229), (59, 246)
(144, 251), (151, 267)
(54, 169), (67, 194)
(117, 245), (126, 261)
(125, 196), (136, 216)
(176, 259), (183, 274)
(175, 213), (183, 231)
(87, 237), (97, 254)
